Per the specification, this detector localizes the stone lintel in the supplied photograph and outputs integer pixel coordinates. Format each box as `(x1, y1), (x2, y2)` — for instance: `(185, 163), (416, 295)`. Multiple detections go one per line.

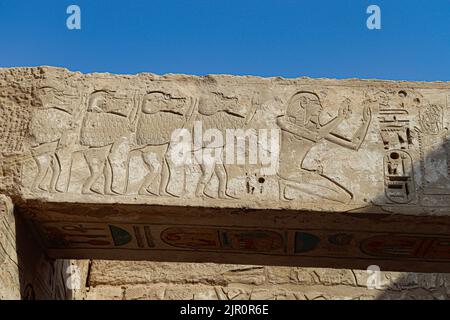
(0, 67), (449, 272)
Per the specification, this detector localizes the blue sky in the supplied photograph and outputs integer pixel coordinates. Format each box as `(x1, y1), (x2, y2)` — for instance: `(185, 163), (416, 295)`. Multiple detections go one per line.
(0, 0), (449, 81)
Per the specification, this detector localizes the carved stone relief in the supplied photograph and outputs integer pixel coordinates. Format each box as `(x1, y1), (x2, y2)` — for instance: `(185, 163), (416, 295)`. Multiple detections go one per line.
(0, 67), (445, 216)
(3, 68), (450, 274)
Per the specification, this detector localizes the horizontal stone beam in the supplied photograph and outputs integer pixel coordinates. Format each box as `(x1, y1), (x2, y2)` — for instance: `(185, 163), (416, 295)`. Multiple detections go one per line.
(1, 67), (450, 272)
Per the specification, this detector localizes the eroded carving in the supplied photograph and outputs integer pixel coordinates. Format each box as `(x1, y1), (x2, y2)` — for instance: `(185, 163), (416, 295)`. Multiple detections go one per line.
(376, 90), (413, 150)
(30, 87), (81, 192)
(80, 90), (137, 195)
(192, 92), (257, 199)
(420, 104), (444, 135)
(5, 69), (447, 215)
(276, 92), (371, 204)
(129, 91), (195, 196)
(383, 150), (415, 203)
(416, 101), (450, 199)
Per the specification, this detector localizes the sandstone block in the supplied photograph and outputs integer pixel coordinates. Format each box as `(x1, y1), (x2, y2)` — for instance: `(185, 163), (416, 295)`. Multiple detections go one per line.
(0, 67), (449, 272)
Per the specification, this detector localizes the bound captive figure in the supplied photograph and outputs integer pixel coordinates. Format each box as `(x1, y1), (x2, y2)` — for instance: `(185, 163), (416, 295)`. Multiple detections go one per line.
(193, 94), (257, 199)
(276, 91), (372, 204)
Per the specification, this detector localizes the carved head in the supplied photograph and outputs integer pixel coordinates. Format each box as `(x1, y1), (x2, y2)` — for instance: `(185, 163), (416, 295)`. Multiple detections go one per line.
(88, 91), (109, 112)
(287, 92), (323, 127)
(198, 96), (217, 116)
(372, 90), (390, 106)
(37, 86), (63, 108)
(141, 92), (169, 114)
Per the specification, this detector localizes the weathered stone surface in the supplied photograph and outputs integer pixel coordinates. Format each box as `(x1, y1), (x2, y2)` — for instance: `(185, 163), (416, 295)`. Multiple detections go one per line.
(0, 193), (86, 300)
(0, 195), (20, 299)
(78, 260), (450, 300)
(3, 67), (449, 212)
(1, 66), (450, 300)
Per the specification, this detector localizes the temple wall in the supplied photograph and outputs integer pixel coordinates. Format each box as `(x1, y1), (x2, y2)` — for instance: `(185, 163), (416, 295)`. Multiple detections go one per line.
(1, 67), (450, 299)
(0, 195), (20, 299)
(0, 194), (86, 300)
(76, 260), (450, 300)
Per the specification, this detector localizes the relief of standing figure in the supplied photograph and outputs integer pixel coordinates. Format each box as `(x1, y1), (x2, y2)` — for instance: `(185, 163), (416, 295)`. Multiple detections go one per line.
(79, 90), (138, 195)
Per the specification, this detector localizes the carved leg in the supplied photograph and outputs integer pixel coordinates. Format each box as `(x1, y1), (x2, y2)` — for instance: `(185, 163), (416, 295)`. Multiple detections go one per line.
(138, 151), (159, 196)
(82, 147), (110, 195)
(278, 179), (291, 201)
(159, 145), (179, 197)
(48, 154), (61, 193)
(159, 152), (177, 197)
(281, 171), (353, 204)
(55, 148), (73, 193)
(82, 160), (105, 195)
(103, 158), (115, 195)
(125, 149), (139, 194)
(215, 163), (230, 199)
(32, 153), (52, 192)
(109, 137), (130, 195)
(195, 162), (215, 198)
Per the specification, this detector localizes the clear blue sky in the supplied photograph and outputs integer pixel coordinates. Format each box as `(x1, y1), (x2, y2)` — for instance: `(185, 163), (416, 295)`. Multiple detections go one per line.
(0, 0), (449, 81)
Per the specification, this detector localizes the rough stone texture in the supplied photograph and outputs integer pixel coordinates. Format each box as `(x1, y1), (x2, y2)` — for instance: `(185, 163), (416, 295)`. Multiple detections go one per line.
(76, 260), (450, 300)
(0, 195), (20, 299)
(0, 195), (86, 300)
(3, 66), (449, 215)
(1, 67), (450, 299)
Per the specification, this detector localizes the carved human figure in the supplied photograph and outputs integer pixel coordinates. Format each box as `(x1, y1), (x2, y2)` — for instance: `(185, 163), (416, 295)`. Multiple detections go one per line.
(80, 91), (136, 195)
(420, 104), (444, 135)
(192, 94), (256, 199)
(276, 91), (372, 203)
(29, 87), (78, 192)
(129, 91), (195, 196)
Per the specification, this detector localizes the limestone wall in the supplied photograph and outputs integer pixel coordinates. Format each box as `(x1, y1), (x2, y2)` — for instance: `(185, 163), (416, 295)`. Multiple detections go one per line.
(0, 67), (448, 272)
(1, 67), (450, 299)
(0, 194), (83, 300)
(0, 195), (20, 299)
(77, 260), (450, 300)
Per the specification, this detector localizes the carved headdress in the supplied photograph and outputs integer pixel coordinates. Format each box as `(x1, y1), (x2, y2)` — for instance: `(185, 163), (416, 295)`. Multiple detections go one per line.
(286, 91), (323, 127)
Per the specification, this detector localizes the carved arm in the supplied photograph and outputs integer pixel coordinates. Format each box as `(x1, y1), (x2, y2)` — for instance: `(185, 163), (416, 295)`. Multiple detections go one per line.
(325, 106), (372, 151)
(276, 116), (318, 142)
